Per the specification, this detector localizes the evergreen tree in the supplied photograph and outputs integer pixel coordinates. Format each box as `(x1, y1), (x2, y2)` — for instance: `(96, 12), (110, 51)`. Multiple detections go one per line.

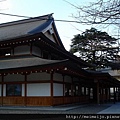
(70, 28), (119, 69)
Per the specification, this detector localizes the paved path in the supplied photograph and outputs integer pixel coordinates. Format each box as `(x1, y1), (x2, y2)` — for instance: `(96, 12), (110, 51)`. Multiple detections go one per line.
(0, 103), (88, 111)
(0, 103), (119, 120)
(0, 103), (112, 114)
(98, 102), (120, 114)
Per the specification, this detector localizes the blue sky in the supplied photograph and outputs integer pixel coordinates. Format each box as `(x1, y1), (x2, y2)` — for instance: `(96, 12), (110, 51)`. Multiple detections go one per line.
(0, 0), (116, 51)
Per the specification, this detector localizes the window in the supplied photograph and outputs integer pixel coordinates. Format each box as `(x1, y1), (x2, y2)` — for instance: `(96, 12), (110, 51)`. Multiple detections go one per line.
(90, 88), (93, 99)
(0, 48), (12, 57)
(5, 53), (11, 56)
(65, 84), (71, 96)
(103, 89), (105, 94)
(6, 84), (22, 96)
(86, 87), (89, 95)
(82, 87), (85, 95)
(74, 85), (79, 96)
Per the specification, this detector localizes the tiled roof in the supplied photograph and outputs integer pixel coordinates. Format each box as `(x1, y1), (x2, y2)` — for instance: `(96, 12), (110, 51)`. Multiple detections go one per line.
(0, 14), (52, 41)
(0, 13), (65, 49)
(0, 56), (68, 70)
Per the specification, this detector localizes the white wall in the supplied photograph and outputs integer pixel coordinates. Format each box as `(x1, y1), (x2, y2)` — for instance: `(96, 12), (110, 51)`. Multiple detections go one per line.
(53, 83), (63, 96)
(53, 73), (63, 82)
(27, 83), (50, 96)
(3, 84), (6, 96)
(14, 45), (30, 55)
(22, 84), (24, 96)
(44, 31), (56, 43)
(64, 75), (72, 83)
(4, 74), (24, 82)
(27, 72), (50, 81)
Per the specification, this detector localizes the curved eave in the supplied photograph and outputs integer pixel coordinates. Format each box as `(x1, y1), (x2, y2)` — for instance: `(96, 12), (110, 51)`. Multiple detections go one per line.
(0, 32), (93, 68)
(39, 32), (94, 68)
(52, 20), (65, 49)
(0, 56), (69, 71)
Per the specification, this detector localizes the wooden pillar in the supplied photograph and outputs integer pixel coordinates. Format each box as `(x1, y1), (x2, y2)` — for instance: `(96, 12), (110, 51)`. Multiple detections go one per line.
(30, 43), (32, 55)
(88, 87), (90, 101)
(1, 74), (4, 106)
(79, 83), (82, 103)
(50, 72), (54, 106)
(116, 87), (118, 101)
(97, 82), (100, 105)
(63, 75), (65, 104)
(109, 87), (111, 102)
(93, 86), (97, 103)
(105, 87), (108, 103)
(101, 85), (104, 103)
(12, 47), (15, 56)
(107, 87), (109, 102)
(118, 87), (120, 101)
(79, 84), (82, 96)
(24, 74), (27, 106)
(106, 87), (109, 102)
(113, 86), (116, 104)
(107, 84), (110, 102)
(71, 77), (74, 103)
(71, 77), (74, 97)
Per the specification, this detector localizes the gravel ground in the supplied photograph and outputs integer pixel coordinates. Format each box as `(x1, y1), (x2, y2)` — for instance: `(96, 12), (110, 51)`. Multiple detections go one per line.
(0, 104), (112, 120)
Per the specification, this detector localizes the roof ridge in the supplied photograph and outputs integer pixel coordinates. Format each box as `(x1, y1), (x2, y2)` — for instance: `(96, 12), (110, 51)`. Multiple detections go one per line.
(0, 13), (53, 27)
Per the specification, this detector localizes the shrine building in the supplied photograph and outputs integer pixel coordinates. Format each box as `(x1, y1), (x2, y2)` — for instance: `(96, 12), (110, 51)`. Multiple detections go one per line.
(0, 14), (119, 106)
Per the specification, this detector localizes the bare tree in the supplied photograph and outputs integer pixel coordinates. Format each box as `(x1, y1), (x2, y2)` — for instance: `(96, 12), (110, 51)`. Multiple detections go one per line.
(64, 0), (120, 60)
(69, 0), (120, 26)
